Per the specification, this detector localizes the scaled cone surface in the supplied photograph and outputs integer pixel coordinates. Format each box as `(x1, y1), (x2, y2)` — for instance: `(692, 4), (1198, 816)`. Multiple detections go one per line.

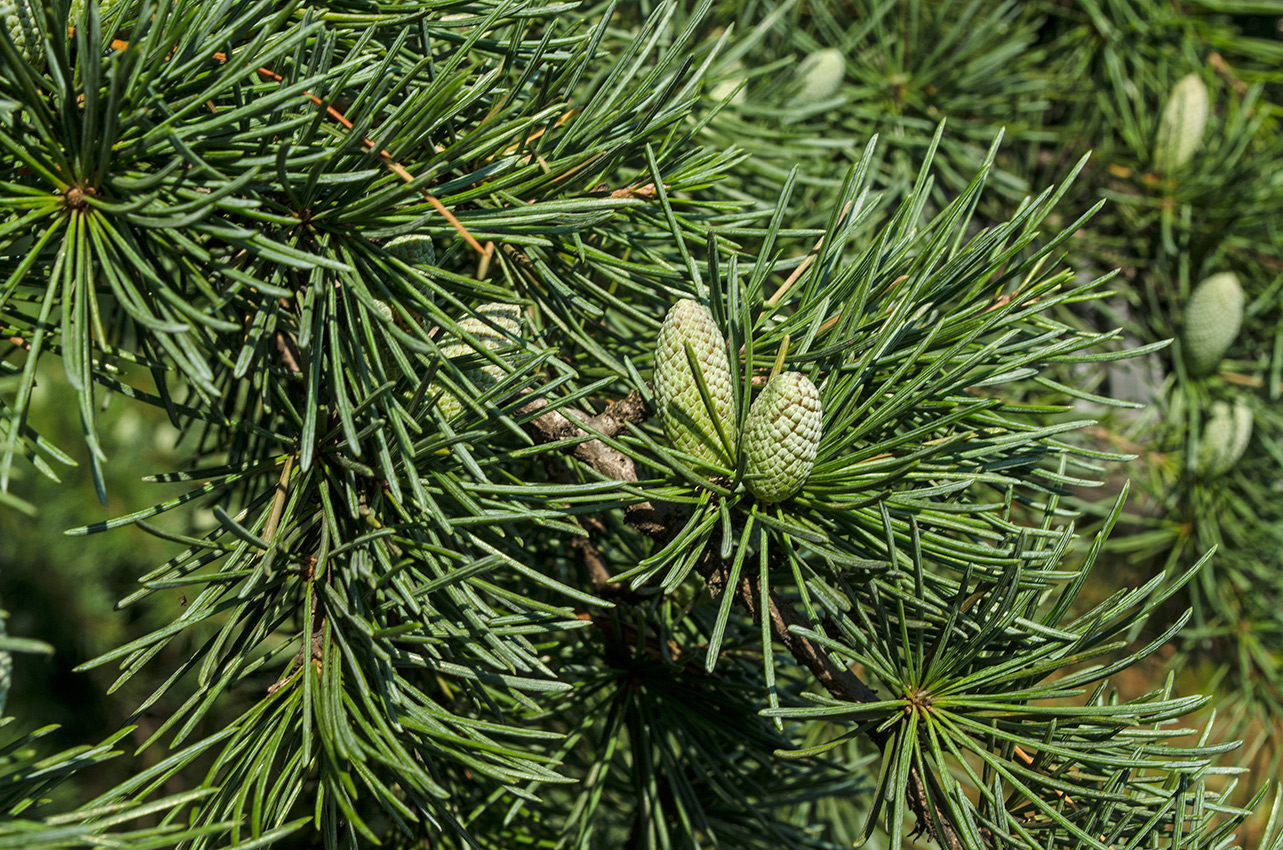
(743, 371), (822, 503)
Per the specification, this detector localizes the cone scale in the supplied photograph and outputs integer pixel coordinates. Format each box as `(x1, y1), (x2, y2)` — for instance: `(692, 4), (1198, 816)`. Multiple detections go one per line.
(386, 234), (436, 266)
(4, 0), (42, 68)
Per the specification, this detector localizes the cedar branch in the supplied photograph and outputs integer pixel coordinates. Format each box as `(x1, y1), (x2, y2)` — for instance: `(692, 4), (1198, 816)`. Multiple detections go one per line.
(525, 388), (968, 850)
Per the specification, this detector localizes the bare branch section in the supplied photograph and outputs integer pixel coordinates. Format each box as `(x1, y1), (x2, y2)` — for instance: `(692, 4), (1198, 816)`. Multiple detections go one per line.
(523, 387), (964, 850)
(521, 389), (684, 535)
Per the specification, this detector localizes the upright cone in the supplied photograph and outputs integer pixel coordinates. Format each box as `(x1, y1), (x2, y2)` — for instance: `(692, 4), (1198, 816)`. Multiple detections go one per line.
(1154, 73), (1209, 173)
(795, 48), (845, 103)
(743, 372), (822, 503)
(653, 300), (736, 467)
(0, 600), (11, 716)
(1182, 272), (1243, 376)
(1198, 400), (1253, 478)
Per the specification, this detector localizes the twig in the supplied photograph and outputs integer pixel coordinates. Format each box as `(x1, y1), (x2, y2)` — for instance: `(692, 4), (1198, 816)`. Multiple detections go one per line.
(546, 453), (641, 602)
(262, 454), (294, 543)
(520, 390), (652, 488)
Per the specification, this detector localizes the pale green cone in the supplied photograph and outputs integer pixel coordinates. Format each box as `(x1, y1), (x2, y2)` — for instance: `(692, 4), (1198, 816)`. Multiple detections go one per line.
(653, 300), (736, 467)
(432, 303), (523, 420)
(69, 0), (116, 23)
(794, 48), (844, 103)
(386, 233), (436, 266)
(743, 371), (822, 503)
(1154, 73), (1209, 173)
(1182, 271), (1243, 376)
(1197, 400), (1253, 478)
(3, 0), (43, 69)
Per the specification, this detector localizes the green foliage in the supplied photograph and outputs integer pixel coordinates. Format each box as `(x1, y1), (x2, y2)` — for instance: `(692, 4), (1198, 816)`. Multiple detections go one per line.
(696, 0), (1051, 226)
(2, 1), (1283, 849)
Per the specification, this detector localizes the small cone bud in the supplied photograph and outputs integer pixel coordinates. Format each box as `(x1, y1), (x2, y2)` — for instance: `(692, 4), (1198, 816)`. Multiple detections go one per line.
(1182, 272), (1243, 376)
(1198, 400), (1253, 478)
(743, 372), (822, 503)
(795, 48), (844, 103)
(654, 300), (736, 467)
(709, 61), (747, 104)
(1154, 73), (1209, 173)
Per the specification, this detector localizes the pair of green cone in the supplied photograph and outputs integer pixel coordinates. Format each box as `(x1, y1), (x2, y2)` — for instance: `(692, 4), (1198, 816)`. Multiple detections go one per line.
(654, 300), (822, 504)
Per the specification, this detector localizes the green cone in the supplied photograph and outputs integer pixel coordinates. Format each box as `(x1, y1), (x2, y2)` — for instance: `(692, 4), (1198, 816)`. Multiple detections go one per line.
(795, 48), (844, 103)
(370, 299), (394, 324)
(654, 300), (736, 467)
(1182, 272), (1243, 376)
(386, 234), (436, 266)
(708, 61), (747, 105)
(432, 303), (523, 420)
(743, 371), (822, 503)
(1198, 400), (1253, 478)
(1154, 73), (1209, 173)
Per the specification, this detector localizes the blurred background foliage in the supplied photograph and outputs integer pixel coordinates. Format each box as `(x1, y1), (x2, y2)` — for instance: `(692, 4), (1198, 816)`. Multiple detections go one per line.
(3, 0), (1283, 847)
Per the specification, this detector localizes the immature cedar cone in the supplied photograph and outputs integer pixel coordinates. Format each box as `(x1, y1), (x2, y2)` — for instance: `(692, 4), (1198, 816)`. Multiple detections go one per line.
(3, 0), (42, 68)
(386, 234), (436, 266)
(69, 0), (90, 26)
(743, 371), (822, 503)
(794, 48), (845, 103)
(1182, 272), (1243, 376)
(1154, 73), (1209, 173)
(654, 300), (736, 467)
(1197, 400), (1253, 478)
(432, 303), (523, 420)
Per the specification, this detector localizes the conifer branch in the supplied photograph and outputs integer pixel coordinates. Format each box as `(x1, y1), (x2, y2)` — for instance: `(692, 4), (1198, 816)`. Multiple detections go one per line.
(104, 37), (486, 254)
(523, 387), (967, 847)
